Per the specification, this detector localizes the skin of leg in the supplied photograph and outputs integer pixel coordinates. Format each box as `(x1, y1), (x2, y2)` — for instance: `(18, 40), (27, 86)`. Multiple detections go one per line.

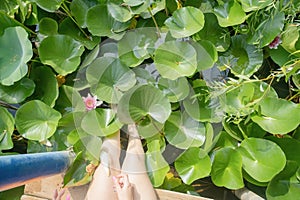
(121, 124), (158, 200)
(85, 131), (121, 200)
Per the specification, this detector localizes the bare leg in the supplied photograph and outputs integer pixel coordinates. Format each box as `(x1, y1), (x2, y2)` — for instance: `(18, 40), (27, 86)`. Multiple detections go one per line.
(85, 131), (121, 200)
(122, 124), (157, 200)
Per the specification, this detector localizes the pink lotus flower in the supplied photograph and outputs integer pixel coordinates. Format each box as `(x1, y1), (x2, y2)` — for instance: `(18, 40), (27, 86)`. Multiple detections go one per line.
(269, 35), (282, 49)
(82, 93), (102, 111)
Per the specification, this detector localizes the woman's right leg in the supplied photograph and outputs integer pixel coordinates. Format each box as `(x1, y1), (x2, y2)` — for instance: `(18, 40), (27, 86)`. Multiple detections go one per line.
(121, 124), (157, 200)
(85, 131), (121, 200)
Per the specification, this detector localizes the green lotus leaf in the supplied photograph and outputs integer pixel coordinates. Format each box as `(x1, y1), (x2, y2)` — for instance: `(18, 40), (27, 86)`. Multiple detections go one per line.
(86, 57), (136, 104)
(15, 100), (62, 141)
(118, 28), (158, 67)
(238, 138), (286, 182)
(251, 97), (300, 134)
(0, 107), (14, 150)
(220, 81), (277, 116)
(211, 147), (244, 189)
(117, 85), (171, 124)
(70, 0), (99, 28)
(191, 40), (218, 71)
(239, 0), (273, 12)
(140, 0), (165, 18)
(281, 25), (299, 53)
(248, 12), (285, 48)
(0, 78), (35, 104)
(158, 77), (189, 102)
(136, 119), (163, 139)
(39, 35), (84, 76)
(63, 151), (93, 187)
(73, 134), (102, 161)
(30, 0), (63, 12)
(175, 147), (211, 184)
(86, 5), (129, 37)
(183, 80), (222, 123)
(154, 40), (197, 80)
(193, 13), (230, 52)
(267, 137), (300, 165)
(123, 0), (145, 6)
(55, 85), (86, 113)
(39, 17), (58, 35)
(59, 17), (101, 50)
(164, 6), (204, 38)
(81, 108), (122, 137)
(266, 161), (300, 200)
(0, 11), (19, 35)
(165, 111), (206, 149)
(213, 0), (246, 27)
(269, 46), (294, 67)
(146, 140), (170, 187)
(217, 35), (263, 77)
(107, 1), (132, 22)
(29, 66), (59, 107)
(0, 26), (32, 86)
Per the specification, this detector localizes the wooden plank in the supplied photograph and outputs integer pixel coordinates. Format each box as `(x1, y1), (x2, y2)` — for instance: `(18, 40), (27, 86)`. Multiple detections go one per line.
(156, 189), (212, 200)
(22, 174), (213, 200)
(21, 195), (48, 200)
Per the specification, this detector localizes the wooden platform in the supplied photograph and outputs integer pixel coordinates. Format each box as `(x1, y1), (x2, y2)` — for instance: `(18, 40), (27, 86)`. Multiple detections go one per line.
(21, 174), (213, 200)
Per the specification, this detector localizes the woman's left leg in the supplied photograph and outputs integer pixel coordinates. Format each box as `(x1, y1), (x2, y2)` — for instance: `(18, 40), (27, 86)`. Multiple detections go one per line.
(85, 131), (121, 200)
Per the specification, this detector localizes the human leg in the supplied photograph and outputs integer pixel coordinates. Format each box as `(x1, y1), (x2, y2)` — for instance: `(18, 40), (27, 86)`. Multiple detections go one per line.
(121, 124), (157, 200)
(85, 131), (121, 200)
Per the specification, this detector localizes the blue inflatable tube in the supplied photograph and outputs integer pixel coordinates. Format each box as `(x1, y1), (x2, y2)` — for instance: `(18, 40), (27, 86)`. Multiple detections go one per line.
(0, 151), (74, 191)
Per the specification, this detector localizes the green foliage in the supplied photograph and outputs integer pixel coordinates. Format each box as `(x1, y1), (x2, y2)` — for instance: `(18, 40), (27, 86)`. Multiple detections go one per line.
(1, 0), (300, 198)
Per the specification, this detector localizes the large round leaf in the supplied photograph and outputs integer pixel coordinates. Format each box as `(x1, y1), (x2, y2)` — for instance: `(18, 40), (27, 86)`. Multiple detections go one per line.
(267, 137), (300, 165)
(251, 97), (300, 134)
(0, 27), (32, 86)
(146, 140), (170, 187)
(136, 120), (163, 139)
(39, 35), (84, 76)
(154, 41), (197, 80)
(117, 85), (171, 124)
(240, 0), (273, 12)
(217, 35), (263, 77)
(107, 1), (132, 22)
(15, 100), (62, 141)
(86, 5), (129, 37)
(248, 12), (285, 48)
(86, 57), (136, 104)
(118, 28), (158, 67)
(281, 25), (299, 53)
(183, 80), (222, 123)
(158, 77), (189, 102)
(175, 147), (211, 184)
(238, 138), (286, 182)
(220, 81), (277, 116)
(59, 17), (100, 50)
(194, 13), (230, 52)
(70, 0), (99, 28)
(29, 66), (59, 107)
(211, 147), (244, 189)
(164, 6), (204, 38)
(0, 78), (35, 104)
(266, 161), (300, 200)
(39, 17), (58, 36)
(213, 0), (246, 27)
(191, 40), (218, 71)
(31, 0), (63, 12)
(0, 107), (14, 150)
(164, 111), (206, 149)
(81, 108), (122, 137)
